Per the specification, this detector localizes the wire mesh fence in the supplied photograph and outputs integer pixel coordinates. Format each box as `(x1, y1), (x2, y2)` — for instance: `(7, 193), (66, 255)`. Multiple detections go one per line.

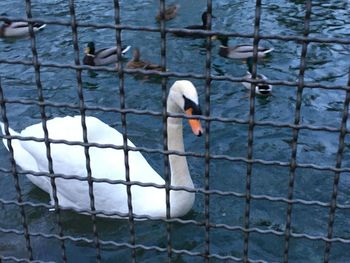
(0, 0), (350, 262)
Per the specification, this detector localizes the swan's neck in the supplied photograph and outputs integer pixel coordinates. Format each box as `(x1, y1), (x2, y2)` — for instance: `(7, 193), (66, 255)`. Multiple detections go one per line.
(167, 99), (193, 189)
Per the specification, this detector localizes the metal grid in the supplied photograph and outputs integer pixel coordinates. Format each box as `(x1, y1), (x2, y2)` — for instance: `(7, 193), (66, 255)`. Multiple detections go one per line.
(0, 0), (349, 262)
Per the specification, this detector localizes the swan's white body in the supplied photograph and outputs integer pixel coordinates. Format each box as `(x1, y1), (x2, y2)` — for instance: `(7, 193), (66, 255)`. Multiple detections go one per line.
(0, 80), (202, 218)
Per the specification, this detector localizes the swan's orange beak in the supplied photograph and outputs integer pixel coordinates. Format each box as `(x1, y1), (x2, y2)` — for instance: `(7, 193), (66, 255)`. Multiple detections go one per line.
(186, 108), (203, 137)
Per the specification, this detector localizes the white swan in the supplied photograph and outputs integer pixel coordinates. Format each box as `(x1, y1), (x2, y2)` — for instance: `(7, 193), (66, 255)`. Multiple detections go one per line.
(0, 80), (203, 218)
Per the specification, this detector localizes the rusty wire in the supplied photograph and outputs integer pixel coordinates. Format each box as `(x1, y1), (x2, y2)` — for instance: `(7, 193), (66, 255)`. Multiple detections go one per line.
(0, 0), (350, 262)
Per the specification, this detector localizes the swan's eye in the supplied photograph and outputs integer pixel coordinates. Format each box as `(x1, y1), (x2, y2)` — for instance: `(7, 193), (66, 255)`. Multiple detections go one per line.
(183, 96), (202, 115)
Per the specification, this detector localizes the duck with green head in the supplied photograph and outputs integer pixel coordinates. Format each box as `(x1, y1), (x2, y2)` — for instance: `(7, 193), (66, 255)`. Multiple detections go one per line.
(242, 57), (272, 96)
(214, 35), (274, 60)
(83, 41), (131, 66)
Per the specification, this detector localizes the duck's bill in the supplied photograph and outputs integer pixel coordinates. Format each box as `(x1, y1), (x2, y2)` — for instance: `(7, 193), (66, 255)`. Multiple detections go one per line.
(36, 24), (46, 30)
(121, 45), (131, 54)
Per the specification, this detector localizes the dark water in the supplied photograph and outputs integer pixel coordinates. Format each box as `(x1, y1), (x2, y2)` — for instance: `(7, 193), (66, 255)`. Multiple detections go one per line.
(0, 0), (349, 262)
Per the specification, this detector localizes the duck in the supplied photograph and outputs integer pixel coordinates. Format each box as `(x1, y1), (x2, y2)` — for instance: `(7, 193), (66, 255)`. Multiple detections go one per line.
(155, 4), (179, 22)
(126, 48), (162, 71)
(0, 80), (202, 218)
(83, 41), (131, 66)
(242, 57), (272, 96)
(213, 35), (274, 60)
(0, 17), (46, 38)
(173, 11), (214, 37)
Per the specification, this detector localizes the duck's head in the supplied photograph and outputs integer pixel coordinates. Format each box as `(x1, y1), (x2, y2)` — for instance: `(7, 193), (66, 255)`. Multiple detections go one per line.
(246, 57), (255, 73)
(1, 13), (11, 25)
(169, 80), (203, 136)
(84, 42), (95, 55)
(132, 48), (141, 61)
(211, 35), (229, 46)
(201, 11), (215, 26)
(167, 4), (179, 14)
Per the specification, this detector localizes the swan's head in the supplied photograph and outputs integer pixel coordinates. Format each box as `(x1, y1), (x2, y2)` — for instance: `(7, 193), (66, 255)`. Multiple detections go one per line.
(169, 80), (203, 137)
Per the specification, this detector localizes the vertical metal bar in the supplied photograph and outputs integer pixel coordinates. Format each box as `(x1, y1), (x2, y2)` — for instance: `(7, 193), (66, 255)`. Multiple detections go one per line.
(112, 1), (136, 262)
(67, 0), (101, 261)
(323, 70), (350, 262)
(204, 1), (212, 262)
(0, 79), (33, 260)
(242, 0), (262, 262)
(24, 1), (67, 261)
(283, 1), (312, 262)
(158, 0), (172, 262)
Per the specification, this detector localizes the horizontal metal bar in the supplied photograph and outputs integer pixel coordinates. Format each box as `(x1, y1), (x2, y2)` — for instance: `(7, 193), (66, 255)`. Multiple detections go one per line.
(1, 16), (350, 45)
(1, 169), (350, 212)
(0, 58), (349, 91)
(1, 217), (349, 248)
(0, 255), (54, 263)
(0, 97), (347, 134)
(0, 226), (264, 262)
(1, 129), (350, 175)
(1, 6), (349, 262)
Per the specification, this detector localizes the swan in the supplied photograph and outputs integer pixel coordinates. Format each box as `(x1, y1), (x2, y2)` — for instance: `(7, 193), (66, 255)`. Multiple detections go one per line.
(0, 80), (203, 218)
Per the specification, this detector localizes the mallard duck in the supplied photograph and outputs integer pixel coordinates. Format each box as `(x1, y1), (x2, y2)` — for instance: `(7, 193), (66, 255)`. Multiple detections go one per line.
(242, 57), (272, 96)
(173, 11), (214, 37)
(126, 48), (162, 71)
(0, 17), (46, 38)
(155, 4), (179, 22)
(1, 80), (202, 218)
(214, 35), (274, 59)
(83, 41), (131, 66)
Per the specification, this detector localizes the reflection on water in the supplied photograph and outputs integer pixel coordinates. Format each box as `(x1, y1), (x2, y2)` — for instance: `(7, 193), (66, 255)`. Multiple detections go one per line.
(0, 0), (349, 262)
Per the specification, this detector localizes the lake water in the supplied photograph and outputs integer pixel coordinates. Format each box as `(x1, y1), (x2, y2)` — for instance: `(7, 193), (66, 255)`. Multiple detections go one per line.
(0, 0), (350, 262)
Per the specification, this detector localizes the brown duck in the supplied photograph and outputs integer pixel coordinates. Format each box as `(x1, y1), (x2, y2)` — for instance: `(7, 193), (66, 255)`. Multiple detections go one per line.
(126, 48), (163, 71)
(155, 4), (179, 22)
